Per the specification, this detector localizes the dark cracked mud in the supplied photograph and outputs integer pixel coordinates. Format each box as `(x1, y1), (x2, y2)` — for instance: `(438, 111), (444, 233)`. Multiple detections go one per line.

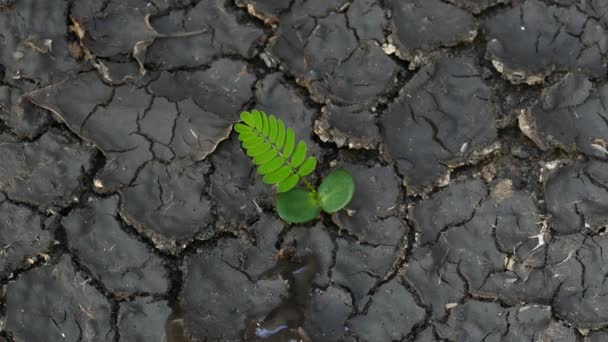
(1, 0), (608, 341)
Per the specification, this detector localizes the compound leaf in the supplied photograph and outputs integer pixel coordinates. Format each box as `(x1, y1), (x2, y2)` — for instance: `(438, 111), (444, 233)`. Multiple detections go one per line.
(235, 110), (321, 204)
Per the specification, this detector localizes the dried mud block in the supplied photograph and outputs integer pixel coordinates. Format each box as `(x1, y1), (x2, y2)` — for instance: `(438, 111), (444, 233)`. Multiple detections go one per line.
(412, 179), (487, 245)
(414, 328), (439, 342)
(544, 160), (608, 234)
(269, 11), (400, 106)
(577, 0), (608, 26)
(447, 0), (510, 14)
(309, 44), (400, 106)
(6, 255), (112, 342)
(25, 72), (115, 132)
(479, 234), (608, 329)
(93, 61), (145, 85)
(406, 183), (542, 320)
(0, 197), (52, 277)
(520, 74), (608, 159)
(0, 0), (84, 85)
(63, 196), (169, 297)
(209, 136), (272, 229)
(0, 86), (51, 138)
(590, 331), (608, 342)
(381, 57), (497, 193)
(181, 216), (287, 340)
(71, 0), (158, 57)
(147, 0), (265, 69)
(477, 235), (576, 306)
(254, 73), (323, 157)
(0, 130), (94, 208)
(346, 0), (387, 42)
(442, 187), (541, 291)
(148, 59), (256, 115)
(314, 104), (381, 149)
(388, 0), (477, 66)
(503, 305), (578, 341)
(332, 163), (407, 245)
(27, 69), (256, 251)
(29, 67), (254, 190)
(283, 224), (334, 287)
(304, 287), (353, 341)
(239, 0), (291, 24)
(26, 72), (141, 189)
(120, 161), (212, 253)
(485, 0), (606, 84)
(238, 214), (285, 278)
(118, 298), (172, 342)
(333, 239), (397, 310)
(168, 98), (236, 161)
(243, 0), (350, 26)
(436, 301), (508, 340)
(404, 245), (466, 321)
(348, 279), (426, 341)
(289, 0), (348, 17)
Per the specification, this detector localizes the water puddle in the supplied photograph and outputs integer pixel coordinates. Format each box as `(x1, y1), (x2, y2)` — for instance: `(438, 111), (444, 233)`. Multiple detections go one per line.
(165, 304), (188, 342)
(244, 252), (320, 341)
(164, 248), (320, 341)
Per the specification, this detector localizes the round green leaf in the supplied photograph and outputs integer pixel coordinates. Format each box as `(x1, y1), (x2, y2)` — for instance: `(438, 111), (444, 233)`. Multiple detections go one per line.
(318, 169), (355, 213)
(277, 173), (299, 193)
(276, 188), (321, 223)
(297, 157), (317, 176)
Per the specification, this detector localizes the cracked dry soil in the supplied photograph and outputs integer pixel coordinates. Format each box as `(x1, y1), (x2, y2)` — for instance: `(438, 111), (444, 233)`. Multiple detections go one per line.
(1, 0), (608, 341)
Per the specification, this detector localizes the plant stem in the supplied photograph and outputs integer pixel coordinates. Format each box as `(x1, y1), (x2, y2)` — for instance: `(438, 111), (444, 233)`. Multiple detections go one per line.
(302, 177), (316, 193)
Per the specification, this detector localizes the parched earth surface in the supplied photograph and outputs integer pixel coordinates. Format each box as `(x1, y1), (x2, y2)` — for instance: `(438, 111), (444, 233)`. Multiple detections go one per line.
(1, 0), (608, 341)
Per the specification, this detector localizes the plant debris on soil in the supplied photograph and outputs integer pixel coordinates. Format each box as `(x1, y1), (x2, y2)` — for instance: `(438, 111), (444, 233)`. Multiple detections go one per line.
(1, 0), (608, 341)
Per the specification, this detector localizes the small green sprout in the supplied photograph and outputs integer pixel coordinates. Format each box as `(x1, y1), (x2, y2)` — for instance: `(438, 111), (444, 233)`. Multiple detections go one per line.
(234, 109), (355, 223)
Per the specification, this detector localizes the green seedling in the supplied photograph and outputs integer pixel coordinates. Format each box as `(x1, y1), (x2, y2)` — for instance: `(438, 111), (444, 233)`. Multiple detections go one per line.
(234, 109), (355, 223)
